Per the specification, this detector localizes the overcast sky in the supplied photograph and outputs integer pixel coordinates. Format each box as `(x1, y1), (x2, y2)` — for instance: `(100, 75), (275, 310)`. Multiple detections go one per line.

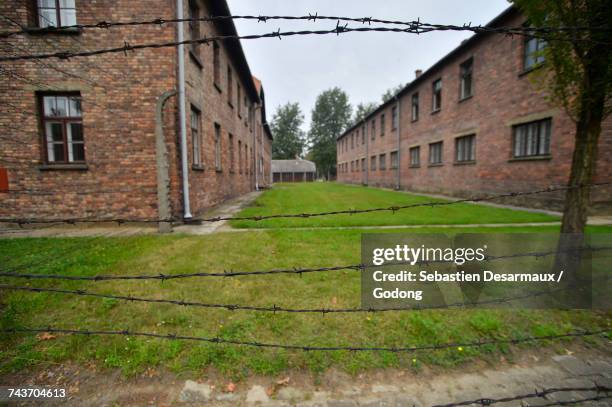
(227, 0), (510, 130)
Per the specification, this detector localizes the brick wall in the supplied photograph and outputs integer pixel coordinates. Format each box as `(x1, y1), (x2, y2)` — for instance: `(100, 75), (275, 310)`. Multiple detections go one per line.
(337, 8), (612, 213)
(0, 0), (269, 221)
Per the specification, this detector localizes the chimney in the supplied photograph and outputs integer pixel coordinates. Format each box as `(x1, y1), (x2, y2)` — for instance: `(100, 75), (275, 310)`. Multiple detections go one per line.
(415, 69), (423, 78)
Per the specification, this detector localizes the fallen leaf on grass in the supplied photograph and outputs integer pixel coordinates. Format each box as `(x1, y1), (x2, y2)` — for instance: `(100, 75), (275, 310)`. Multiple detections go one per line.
(225, 382), (236, 393)
(37, 332), (56, 341)
(276, 377), (290, 386)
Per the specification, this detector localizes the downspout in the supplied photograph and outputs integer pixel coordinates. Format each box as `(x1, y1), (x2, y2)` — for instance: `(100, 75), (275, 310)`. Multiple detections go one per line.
(176, 0), (192, 219)
(155, 90), (177, 233)
(254, 102), (261, 190)
(395, 95), (402, 190)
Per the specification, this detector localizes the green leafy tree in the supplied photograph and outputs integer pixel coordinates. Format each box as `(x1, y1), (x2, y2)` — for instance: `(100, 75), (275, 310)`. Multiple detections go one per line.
(514, 0), (611, 295)
(353, 102), (378, 125)
(270, 102), (306, 159)
(308, 87), (352, 179)
(381, 83), (406, 103)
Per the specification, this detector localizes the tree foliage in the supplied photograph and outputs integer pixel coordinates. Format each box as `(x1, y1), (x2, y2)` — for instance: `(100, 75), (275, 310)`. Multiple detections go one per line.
(381, 83), (406, 103)
(308, 87), (352, 179)
(270, 102), (306, 159)
(353, 102), (378, 124)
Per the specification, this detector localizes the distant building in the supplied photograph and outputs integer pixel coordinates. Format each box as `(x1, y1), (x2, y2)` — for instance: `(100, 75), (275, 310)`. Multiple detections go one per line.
(336, 5), (611, 212)
(272, 159), (316, 183)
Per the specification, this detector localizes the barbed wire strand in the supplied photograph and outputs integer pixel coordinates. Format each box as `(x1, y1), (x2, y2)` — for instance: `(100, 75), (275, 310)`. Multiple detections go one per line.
(0, 245), (608, 281)
(0, 182), (609, 226)
(1, 327), (608, 352)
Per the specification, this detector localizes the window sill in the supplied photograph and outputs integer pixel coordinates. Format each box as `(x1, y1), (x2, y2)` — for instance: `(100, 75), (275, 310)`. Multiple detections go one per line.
(192, 164), (205, 171)
(431, 109), (441, 115)
(508, 155), (552, 162)
(25, 26), (81, 36)
(409, 165), (420, 168)
(411, 118), (419, 123)
(458, 95), (473, 103)
(215, 168), (223, 173)
(189, 50), (203, 69)
(453, 160), (476, 166)
(428, 163), (443, 167)
(519, 63), (544, 77)
(214, 83), (222, 93)
(38, 164), (88, 171)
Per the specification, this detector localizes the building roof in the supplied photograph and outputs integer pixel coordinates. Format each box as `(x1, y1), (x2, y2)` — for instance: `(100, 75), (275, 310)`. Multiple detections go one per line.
(272, 159), (316, 173)
(337, 5), (518, 140)
(209, 0), (260, 102)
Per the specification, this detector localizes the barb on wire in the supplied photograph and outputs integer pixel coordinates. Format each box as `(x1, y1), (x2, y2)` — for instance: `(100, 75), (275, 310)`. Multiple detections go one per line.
(433, 385), (611, 407)
(0, 245), (609, 281)
(0, 182), (608, 226)
(1, 327), (608, 352)
(0, 22), (609, 62)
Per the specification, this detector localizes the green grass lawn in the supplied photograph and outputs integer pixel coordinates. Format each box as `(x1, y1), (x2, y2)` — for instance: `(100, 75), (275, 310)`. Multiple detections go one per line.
(230, 183), (560, 228)
(1, 225), (610, 379)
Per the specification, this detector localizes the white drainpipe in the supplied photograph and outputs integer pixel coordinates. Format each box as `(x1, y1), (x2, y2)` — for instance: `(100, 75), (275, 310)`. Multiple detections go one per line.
(176, 0), (192, 219)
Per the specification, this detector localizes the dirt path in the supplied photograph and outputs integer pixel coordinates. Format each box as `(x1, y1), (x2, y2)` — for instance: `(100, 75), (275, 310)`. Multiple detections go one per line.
(2, 346), (610, 406)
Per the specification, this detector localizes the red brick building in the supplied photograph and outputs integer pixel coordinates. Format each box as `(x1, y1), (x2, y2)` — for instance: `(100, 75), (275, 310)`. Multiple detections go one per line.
(337, 6), (611, 212)
(0, 0), (272, 224)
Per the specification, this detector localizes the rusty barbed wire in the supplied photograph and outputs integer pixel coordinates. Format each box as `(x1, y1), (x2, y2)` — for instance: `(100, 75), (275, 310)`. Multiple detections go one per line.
(1, 327), (608, 352)
(0, 21), (610, 63)
(433, 385), (611, 407)
(0, 182), (609, 226)
(0, 245), (609, 281)
(0, 13), (609, 38)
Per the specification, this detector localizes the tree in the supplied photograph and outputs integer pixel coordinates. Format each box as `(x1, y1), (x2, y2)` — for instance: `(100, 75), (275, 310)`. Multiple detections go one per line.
(308, 87), (352, 179)
(270, 102), (306, 159)
(353, 102), (378, 125)
(514, 0), (611, 299)
(381, 83), (406, 103)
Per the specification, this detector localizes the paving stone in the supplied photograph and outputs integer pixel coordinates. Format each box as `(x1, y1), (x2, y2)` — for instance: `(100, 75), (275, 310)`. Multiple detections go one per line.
(276, 386), (305, 401)
(246, 385), (270, 405)
(552, 355), (594, 376)
(592, 376), (612, 390)
(358, 397), (395, 407)
(327, 400), (358, 407)
(371, 384), (399, 393)
(392, 395), (423, 407)
(178, 380), (212, 403)
(341, 386), (362, 397)
(215, 392), (241, 402)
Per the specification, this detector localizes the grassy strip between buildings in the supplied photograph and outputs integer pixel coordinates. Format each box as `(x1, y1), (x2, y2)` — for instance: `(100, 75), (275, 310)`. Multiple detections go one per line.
(0, 225), (610, 379)
(230, 182), (560, 228)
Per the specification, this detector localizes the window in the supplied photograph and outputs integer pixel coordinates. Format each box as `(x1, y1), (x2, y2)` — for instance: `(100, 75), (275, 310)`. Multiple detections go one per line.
(350, 161), (354, 172)
(371, 120), (376, 140)
(351, 134), (354, 149)
(188, 0), (200, 54)
(229, 133), (235, 172)
(190, 106), (202, 167)
(355, 129), (360, 146)
(361, 158), (366, 171)
(214, 123), (222, 171)
(432, 79), (442, 112)
(391, 106), (398, 130)
(380, 114), (385, 136)
(40, 94), (84, 164)
(410, 146), (420, 167)
(513, 118), (551, 158)
(245, 145), (249, 174)
(379, 153), (386, 170)
(370, 155), (377, 170)
(213, 42), (221, 86)
(227, 66), (233, 106)
(238, 140), (242, 173)
(411, 93), (419, 121)
(429, 142), (443, 165)
(459, 58), (473, 100)
(362, 125), (366, 144)
(524, 35), (546, 70)
(237, 85), (242, 117)
(390, 151), (398, 169)
(37, 0), (76, 28)
(455, 134), (476, 162)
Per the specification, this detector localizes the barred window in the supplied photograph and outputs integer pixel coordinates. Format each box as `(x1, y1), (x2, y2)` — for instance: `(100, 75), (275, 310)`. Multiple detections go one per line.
(227, 66), (233, 105)
(429, 142), (443, 165)
(37, 0), (76, 28)
(411, 93), (419, 121)
(524, 35), (546, 70)
(214, 123), (222, 171)
(41, 94), (84, 164)
(379, 153), (386, 170)
(455, 134), (475, 162)
(229, 133), (235, 172)
(213, 42), (221, 86)
(190, 106), (202, 167)
(391, 106), (398, 130)
(380, 114), (385, 136)
(361, 158), (366, 171)
(513, 119), (551, 158)
(371, 155), (377, 170)
(371, 120), (376, 140)
(459, 58), (473, 100)
(361, 125), (366, 144)
(188, 0), (200, 53)
(390, 151), (398, 169)
(410, 146), (420, 167)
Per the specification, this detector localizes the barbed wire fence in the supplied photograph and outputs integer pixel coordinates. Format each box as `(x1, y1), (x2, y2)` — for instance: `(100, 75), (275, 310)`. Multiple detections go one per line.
(1, 10), (612, 406)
